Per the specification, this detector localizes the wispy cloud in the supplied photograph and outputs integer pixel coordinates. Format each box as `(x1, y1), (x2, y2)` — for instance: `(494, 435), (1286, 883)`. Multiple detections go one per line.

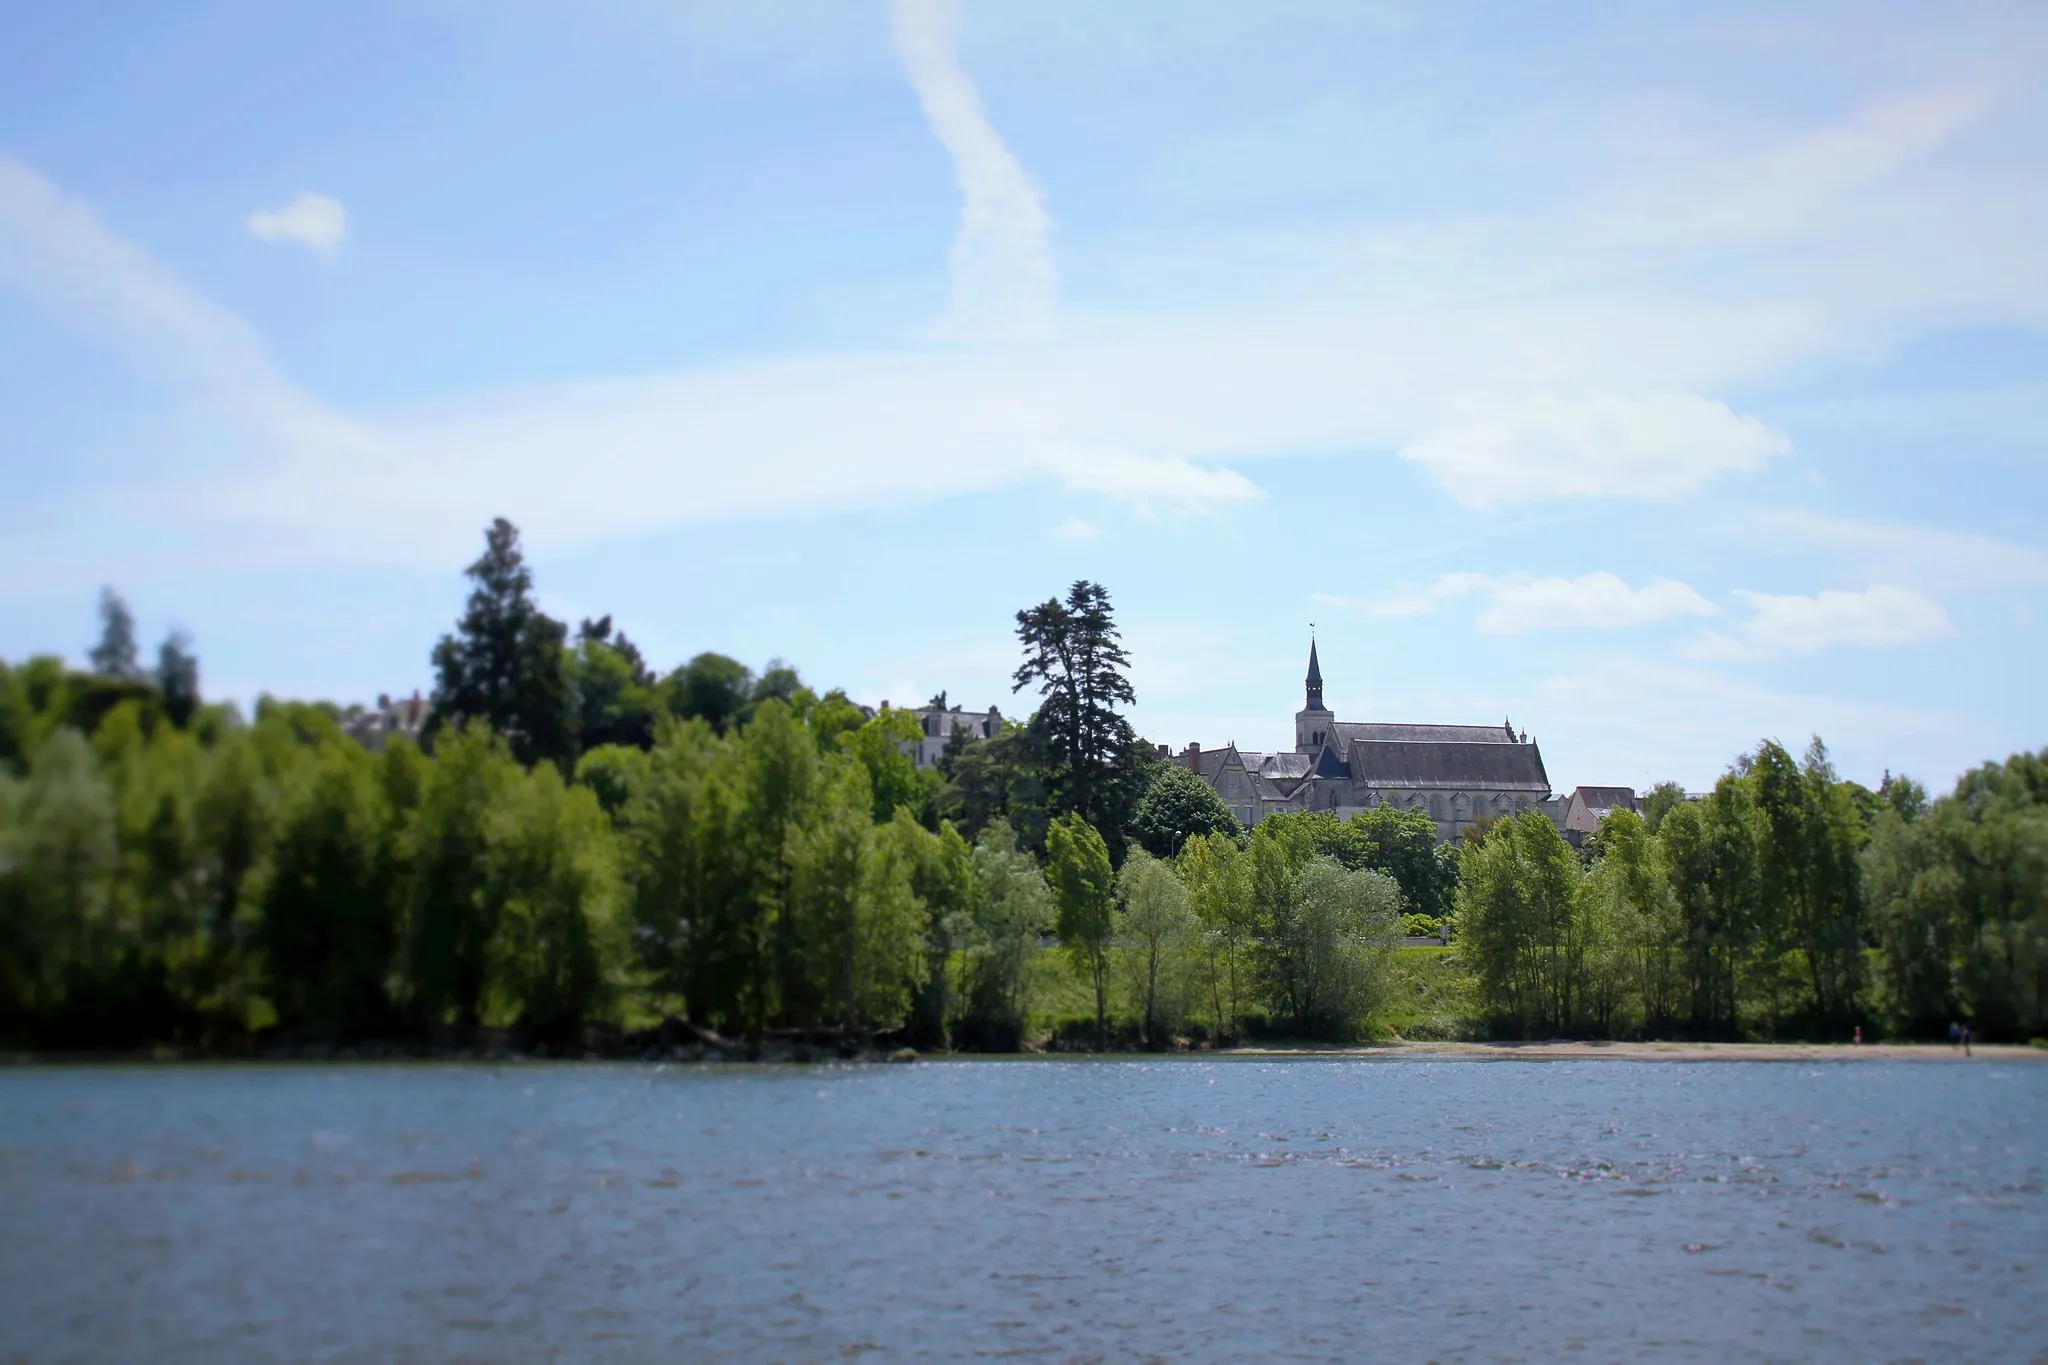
(1047, 515), (1101, 541)
(1746, 586), (1956, 654)
(245, 192), (348, 257)
(892, 0), (1055, 342)
(1365, 572), (1718, 634)
(1747, 509), (2048, 594)
(0, 50), (2030, 584)
(1399, 391), (1790, 509)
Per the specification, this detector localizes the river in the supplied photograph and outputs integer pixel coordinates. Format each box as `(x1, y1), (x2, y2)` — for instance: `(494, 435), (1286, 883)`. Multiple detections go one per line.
(2, 1059), (2042, 1362)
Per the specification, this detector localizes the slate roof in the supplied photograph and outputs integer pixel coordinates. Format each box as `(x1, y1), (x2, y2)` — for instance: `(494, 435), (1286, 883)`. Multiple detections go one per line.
(1344, 739), (1551, 792)
(1572, 785), (1638, 811)
(1259, 753), (1314, 780)
(1337, 722), (1517, 746)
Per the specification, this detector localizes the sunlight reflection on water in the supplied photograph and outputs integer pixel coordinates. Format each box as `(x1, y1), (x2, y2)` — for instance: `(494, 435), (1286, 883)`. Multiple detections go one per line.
(1, 1059), (2042, 1362)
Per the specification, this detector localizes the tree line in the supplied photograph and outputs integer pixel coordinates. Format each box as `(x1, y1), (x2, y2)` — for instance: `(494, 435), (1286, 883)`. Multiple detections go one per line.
(3, 516), (2040, 1050)
(1458, 741), (2048, 1042)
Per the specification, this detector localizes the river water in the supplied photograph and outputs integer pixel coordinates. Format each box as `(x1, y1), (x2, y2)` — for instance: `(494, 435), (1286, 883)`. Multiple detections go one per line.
(1, 1059), (2042, 1362)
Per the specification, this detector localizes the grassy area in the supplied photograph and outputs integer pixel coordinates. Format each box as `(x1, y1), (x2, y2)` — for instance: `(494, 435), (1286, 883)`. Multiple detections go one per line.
(1378, 945), (1481, 1041)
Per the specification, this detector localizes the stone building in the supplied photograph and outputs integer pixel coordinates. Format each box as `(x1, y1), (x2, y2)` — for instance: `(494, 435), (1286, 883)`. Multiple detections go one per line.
(343, 690), (428, 753)
(1557, 785), (1642, 841)
(899, 692), (1005, 770)
(1175, 641), (1552, 843)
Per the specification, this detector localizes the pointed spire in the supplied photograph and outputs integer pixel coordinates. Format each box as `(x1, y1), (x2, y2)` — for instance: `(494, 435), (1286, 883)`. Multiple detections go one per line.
(1305, 637), (1325, 711)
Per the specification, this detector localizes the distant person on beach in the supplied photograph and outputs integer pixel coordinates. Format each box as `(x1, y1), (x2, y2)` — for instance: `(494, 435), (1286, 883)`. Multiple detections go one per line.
(1949, 1021), (1961, 1049)
(1853, 1026), (1862, 1046)
(1962, 1025), (1972, 1057)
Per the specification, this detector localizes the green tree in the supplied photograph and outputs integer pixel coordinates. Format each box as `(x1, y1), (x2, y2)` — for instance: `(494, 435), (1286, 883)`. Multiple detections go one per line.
(1046, 812), (1115, 1047)
(0, 730), (119, 1032)
(934, 725), (1046, 846)
(154, 631), (201, 730)
(1255, 852), (1400, 1041)
(1750, 737), (1866, 1027)
(1866, 750), (2048, 1038)
(1458, 810), (1586, 1036)
(484, 763), (628, 1040)
(1655, 781), (1758, 1037)
(959, 819), (1052, 1051)
(573, 743), (652, 823)
(403, 724), (516, 1028)
(1129, 764), (1239, 859)
(426, 518), (577, 769)
(1582, 808), (1675, 1035)
(1642, 781), (1688, 833)
(1180, 830), (1252, 1036)
(569, 615), (660, 752)
(89, 588), (141, 680)
(6, 736), (120, 1035)
(742, 699), (820, 1033)
(898, 814), (973, 1048)
(1325, 805), (1459, 920)
(622, 717), (752, 1032)
(844, 706), (932, 824)
(665, 652), (755, 735)
(1114, 848), (1196, 1047)
(1012, 581), (1141, 845)
(259, 745), (395, 1035)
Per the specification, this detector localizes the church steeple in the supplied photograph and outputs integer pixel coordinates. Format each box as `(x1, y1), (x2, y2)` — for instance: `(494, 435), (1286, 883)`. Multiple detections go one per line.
(1304, 637), (1325, 712)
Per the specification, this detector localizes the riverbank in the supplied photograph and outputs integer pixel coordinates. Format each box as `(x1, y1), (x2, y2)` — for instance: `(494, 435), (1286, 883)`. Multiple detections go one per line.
(1226, 1039), (2048, 1062)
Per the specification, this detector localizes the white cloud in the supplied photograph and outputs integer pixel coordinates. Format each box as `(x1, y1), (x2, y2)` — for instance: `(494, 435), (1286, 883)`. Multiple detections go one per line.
(0, 41), (2036, 578)
(1747, 509), (2048, 594)
(1398, 391), (1791, 509)
(1366, 572), (1718, 634)
(1530, 655), (1970, 792)
(1478, 574), (1720, 634)
(1047, 515), (1101, 541)
(245, 192), (348, 257)
(892, 0), (1055, 342)
(1736, 585), (1957, 653)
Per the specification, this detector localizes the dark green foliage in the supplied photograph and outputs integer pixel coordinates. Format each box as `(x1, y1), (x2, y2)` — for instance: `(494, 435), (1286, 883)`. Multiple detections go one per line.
(427, 518), (578, 770)
(260, 746), (395, 1035)
(89, 588), (140, 680)
(1129, 763), (1240, 859)
(1322, 805), (1460, 920)
(1866, 750), (2047, 1039)
(570, 616), (660, 752)
(1457, 810), (1586, 1035)
(155, 631), (201, 729)
(1642, 781), (1687, 833)
(1750, 738), (1866, 1028)
(665, 652), (755, 735)
(1012, 581), (1142, 847)
(404, 725), (514, 1027)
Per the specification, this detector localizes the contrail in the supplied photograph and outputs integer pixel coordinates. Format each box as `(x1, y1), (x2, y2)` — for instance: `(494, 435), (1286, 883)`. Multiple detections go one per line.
(892, 0), (1056, 342)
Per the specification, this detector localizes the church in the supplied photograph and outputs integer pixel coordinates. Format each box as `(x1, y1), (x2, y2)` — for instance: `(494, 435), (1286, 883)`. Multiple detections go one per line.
(1173, 640), (1553, 843)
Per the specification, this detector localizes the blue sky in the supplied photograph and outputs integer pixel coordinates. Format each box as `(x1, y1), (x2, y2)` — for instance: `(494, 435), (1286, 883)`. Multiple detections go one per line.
(2, 0), (2044, 794)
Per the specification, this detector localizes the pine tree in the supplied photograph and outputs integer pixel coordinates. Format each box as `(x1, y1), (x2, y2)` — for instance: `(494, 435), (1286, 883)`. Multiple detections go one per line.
(155, 631), (201, 729)
(89, 588), (140, 680)
(1012, 581), (1142, 844)
(427, 519), (577, 769)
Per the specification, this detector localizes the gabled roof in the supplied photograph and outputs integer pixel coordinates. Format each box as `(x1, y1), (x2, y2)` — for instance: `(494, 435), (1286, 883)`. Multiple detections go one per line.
(1185, 745), (1244, 780)
(1571, 786), (1637, 811)
(1259, 753), (1314, 780)
(1345, 739), (1551, 792)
